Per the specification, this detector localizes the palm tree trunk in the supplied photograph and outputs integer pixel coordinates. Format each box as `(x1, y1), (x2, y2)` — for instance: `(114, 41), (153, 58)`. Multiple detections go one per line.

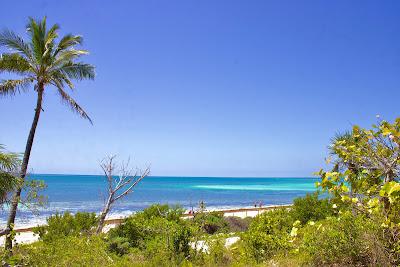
(5, 84), (44, 250)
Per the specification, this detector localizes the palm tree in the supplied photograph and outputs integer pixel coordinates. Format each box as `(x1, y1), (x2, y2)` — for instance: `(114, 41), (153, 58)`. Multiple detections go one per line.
(0, 145), (20, 237)
(0, 145), (20, 204)
(0, 17), (95, 249)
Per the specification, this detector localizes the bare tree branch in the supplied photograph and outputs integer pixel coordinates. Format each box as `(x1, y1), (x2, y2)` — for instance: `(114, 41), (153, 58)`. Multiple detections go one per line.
(96, 155), (150, 233)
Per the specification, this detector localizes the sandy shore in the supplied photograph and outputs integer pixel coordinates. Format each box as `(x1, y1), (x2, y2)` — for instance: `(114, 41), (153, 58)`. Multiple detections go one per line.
(0, 205), (290, 246)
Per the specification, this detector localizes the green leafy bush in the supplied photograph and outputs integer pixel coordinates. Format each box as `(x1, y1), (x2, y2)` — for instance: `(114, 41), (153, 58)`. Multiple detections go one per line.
(291, 192), (335, 224)
(108, 204), (193, 263)
(142, 222), (192, 265)
(142, 203), (185, 222)
(108, 214), (146, 249)
(296, 212), (392, 266)
(107, 236), (131, 256)
(241, 208), (294, 262)
(192, 211), (229, 234)
(204, 238), (233, 266)
(224, 216), (252, 232)
(33, 212), (98, 242)
(5, 236), (126, 267)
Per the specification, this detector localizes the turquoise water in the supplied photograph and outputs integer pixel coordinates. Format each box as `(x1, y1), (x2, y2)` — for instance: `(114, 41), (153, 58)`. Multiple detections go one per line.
(0, 175), (318, 227)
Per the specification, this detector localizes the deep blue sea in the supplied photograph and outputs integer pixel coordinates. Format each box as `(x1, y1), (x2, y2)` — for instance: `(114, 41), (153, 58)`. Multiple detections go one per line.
(0, 175), (318, 227)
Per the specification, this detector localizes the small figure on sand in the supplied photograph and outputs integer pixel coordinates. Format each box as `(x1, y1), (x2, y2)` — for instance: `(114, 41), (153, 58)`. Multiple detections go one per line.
(254, 201), (263, 208)
(199, 200), (206, 212)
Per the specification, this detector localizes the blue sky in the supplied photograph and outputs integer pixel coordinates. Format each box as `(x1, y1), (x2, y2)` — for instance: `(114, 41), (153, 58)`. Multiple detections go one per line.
(1, 1), (400, 176)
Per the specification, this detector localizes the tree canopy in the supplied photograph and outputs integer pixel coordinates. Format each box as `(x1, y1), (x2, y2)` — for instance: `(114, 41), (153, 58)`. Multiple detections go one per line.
(318, 117), (400, 225)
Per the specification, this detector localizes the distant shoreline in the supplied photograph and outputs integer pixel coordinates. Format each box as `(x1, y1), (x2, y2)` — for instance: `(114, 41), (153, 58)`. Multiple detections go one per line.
(0, 204), (292, 246)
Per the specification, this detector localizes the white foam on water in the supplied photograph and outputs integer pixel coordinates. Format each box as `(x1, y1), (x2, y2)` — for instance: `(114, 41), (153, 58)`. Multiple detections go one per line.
(193, 184), (314, 191)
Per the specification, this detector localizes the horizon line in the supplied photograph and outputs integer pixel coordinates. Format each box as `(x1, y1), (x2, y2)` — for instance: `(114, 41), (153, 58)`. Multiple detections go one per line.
(29, 173), (317, 179)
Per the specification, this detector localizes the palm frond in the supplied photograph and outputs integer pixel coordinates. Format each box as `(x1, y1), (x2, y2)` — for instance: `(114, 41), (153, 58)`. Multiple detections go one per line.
(55, 34), (83, 55)
(54, 84), (93, 124)
(0, 145), (21, 172)
(0, 78), (34, 96)
(0, 29), (32, 60)
(27, 17), (48, 63)
(51, 49), (89, 68)
(329, 131), (354, 156)
(51, 70), (75, 89)
(42, 24), (60, 65)
(0, 53), (31, 74)
(331, 131), (353, 146)
(59, 62), (95, 80)
(44, 23), (59, 49)
(0, 145), (20, 204)
(0, 172), (19, 204)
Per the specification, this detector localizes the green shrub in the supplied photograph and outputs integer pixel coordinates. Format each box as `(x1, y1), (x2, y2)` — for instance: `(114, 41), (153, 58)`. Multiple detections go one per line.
(5, 236), (126, 267)
(107, 236), (131, 256)
(108, 213), (147, 249)
(291, 192), (335, 224)
(241, 208), (294, 263)
(192, 211), (229, 234)
(297, 212), (392, 266)
(33, 212), (98, 242)
(142, 204), (185, 222)
(204, 238), (233, 266)
(224, 216), (252, 232)
(108, 204), (193, 263)
(172, 223), (192, 256)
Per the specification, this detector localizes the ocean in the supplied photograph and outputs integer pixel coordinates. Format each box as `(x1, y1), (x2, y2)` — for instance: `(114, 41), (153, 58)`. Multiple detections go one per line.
(0, 175), (318, 228)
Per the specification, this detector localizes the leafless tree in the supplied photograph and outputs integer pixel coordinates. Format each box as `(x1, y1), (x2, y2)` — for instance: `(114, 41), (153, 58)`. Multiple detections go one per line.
(96, 155), (150, 233)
